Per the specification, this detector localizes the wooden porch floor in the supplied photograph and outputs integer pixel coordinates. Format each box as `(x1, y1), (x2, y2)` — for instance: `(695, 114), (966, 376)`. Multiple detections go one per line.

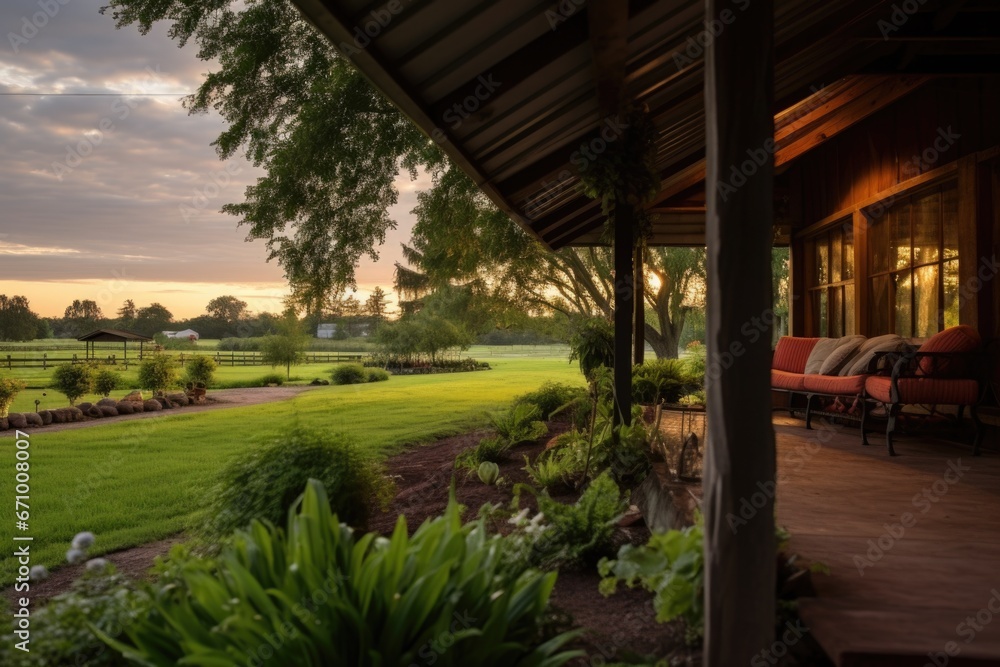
(775, 414), (1000, 666)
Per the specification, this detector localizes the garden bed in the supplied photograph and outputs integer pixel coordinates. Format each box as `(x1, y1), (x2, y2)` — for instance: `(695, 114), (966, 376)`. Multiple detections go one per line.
(369, 424), (700, 665)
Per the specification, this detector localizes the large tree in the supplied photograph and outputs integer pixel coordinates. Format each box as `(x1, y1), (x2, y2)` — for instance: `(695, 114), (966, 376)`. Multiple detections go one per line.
(0, 295), (41, 342)
(206, 295), (249, 326)
(62, 299), (104, 336)
(135, 303), (174, 337)
(102, 0), (440, 309)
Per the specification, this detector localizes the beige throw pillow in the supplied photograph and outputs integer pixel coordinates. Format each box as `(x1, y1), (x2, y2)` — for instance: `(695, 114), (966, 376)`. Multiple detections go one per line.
(819, 335), (866, 375)
(841, 334), (906, 376)
(804, 338), (840, 375)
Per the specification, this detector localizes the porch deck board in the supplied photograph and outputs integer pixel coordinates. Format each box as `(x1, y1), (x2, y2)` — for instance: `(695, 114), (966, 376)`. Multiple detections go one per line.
(773, 416), (1000, 666)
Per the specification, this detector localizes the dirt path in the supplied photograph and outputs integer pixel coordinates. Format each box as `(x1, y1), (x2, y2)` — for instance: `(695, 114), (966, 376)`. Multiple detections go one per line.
(15, 386), (313, 435)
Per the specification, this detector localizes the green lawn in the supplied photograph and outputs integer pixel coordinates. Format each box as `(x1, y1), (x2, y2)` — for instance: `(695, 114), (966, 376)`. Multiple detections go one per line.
(0, 356), (582, 586)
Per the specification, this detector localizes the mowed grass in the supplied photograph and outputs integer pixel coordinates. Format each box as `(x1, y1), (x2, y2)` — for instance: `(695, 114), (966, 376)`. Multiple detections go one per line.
(0, 357), (582, 586)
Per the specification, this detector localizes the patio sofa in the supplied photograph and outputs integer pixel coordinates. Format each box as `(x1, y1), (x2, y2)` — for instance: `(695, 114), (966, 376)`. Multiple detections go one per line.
(770, 326), (985, 455)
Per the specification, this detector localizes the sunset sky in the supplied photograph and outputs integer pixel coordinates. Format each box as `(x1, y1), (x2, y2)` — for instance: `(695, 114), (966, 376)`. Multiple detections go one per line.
(0, 0), (426, 319)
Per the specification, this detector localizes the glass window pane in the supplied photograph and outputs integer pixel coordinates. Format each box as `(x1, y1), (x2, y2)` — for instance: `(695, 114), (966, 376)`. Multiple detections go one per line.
(830, 286), (843, 338)
(913, 264), (940, 338)
(843, 228), (855, 280)
(831, 231), (842, 283)
(870, 215), (889, 274)
(816, 240), (829, 286)
(943, 259), (960, 328)
(871, 275), (890, 336)
(819, 289), (828, 337)
(894, 270), (913, 338)
(943, 185), (959, 259)
(892, 203), (912, 270)
(912, 190), (941, 265)
(845, 283), (856, 335)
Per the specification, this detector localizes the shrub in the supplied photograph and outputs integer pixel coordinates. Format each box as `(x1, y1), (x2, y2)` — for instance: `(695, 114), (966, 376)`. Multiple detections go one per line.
(510, 472), (627, 569)
(513, 382), (588, 420)
(365, 367), (390, 382)
(105, 481), (581, 666)
(459, 435), (513, 469)
(183, 355), (217, 387)
(683, 340), (707, 384)
(92, 368), (122, 397)
(137, 354), (179, 394)
(330, 363), (367, 385)
(568, 317), (614, 379)
(488, 403), (547, 445)
(0, 568), (149, 667)
(0, 376), (26, 418)
(52, 363), (93, 405)
(216, 337), (262, 351)
(202, 427), (392, 537)
(632, 359), (700, 405)
(523, 449), (582, 492)
(599, 515), (705, 643)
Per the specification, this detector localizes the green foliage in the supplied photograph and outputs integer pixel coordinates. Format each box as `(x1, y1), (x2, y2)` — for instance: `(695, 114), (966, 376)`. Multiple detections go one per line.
(0, 375), (26, 417)
(260, 314), (309, 379)
(488, 403), (548, 445)
(568, 318), (614, 380)
(513, 381), (588, 420)
(92, 367), (123, 397)
(137, 354), (179, 394)
(478, 461), (500, 485)
(631, 359), (701, 405)
(331, 362), (368, 385)
(460, 436), (513, 468)
(0, 569), (149, 667)
(522, 449), (581, 492)
(183, 355), (217, 386)
(599, 516), (705, 643)
(51, 363), (93, 405)
(0, 294), (42, 342)
(106, 481), (581, 666)
(256, 372), (285, 386)
(202, 427), (391, 537)
(365, 367), (390, 382)
(511, 472), (627, 569)
(682, 341), (707, 384)
(374, 311), (473, 362)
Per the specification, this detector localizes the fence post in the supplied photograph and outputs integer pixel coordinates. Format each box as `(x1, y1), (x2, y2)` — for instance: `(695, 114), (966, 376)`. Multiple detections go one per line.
(6, 355), (10, 370)
(42, 353), (47, 370)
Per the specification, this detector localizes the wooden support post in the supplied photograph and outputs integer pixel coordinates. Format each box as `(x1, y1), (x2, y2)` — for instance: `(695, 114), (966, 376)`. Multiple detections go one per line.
(614, 200), (634, 426)
(703, 0), (777, 663)
(633, 245), (645, 365)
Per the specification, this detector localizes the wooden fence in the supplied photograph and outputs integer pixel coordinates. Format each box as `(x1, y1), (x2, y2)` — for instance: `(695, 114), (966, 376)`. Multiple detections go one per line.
(1, 351), (365, 369)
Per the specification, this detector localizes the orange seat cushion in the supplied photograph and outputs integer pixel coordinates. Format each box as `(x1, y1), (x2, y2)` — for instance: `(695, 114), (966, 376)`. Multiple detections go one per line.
(865, 376), (980, 405)
(773, 337), (820, 374)
(916, 325), (981, 376)
(802, 374), (866, 396)
(772, 369), (807, 392)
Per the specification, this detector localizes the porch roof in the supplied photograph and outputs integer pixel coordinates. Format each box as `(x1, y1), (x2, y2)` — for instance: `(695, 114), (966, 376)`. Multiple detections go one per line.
(290, 0), (998, 248)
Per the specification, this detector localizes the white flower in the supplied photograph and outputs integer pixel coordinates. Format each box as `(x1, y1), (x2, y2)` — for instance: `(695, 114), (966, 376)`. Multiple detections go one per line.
(529, 512), (546, 526)
(85, 558), (109, 572)
(508, 508), (530, 526)
(66, 548), (86, 564)
(29, 565), (49, 581)
(71, 532), (95, 550)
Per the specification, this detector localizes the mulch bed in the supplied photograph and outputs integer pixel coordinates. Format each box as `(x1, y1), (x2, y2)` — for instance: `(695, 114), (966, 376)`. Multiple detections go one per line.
(369, 421), (700, 666)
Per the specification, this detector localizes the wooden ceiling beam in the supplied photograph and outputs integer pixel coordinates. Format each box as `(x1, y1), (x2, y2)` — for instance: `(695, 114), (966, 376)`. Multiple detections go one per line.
(588, 0), (630, 115)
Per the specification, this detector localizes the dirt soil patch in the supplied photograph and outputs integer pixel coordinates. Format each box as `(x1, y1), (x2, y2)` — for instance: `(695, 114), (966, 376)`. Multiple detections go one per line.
(23, 386), (312, 435)
(370, 422), (699, 665)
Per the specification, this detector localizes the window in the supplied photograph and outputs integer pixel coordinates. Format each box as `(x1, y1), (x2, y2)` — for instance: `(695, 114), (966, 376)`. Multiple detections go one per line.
(807, 223), (855, 337)
(867, 182), (959, 337)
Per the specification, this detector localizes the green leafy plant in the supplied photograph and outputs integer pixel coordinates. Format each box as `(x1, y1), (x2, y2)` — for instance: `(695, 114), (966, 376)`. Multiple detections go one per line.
(201, 427), (393, 537)
(104, 481), (582, 666)
(488, 403), (547, 446)
(331, 362), (368, 385)
(522, 449), (581, 492)
(52, 363), (93, 406)
(568, 318), (614, 380)
(91, 367), (122, 398)
(0, 376), (26, 417)
(599, 515), (705, 644)
(478, 461), (500, 485)
(183, 355), (217, 387)
(256, 372), (285, 386)
(507, 472), (626, 570)
(631, 359), (700, 405)
(365, 367), (390, 382)
(0, 568), (149, 667)
(513, 382), (588, 420)
(137, 354), (179, 394)
(459, 435), (513, 469)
